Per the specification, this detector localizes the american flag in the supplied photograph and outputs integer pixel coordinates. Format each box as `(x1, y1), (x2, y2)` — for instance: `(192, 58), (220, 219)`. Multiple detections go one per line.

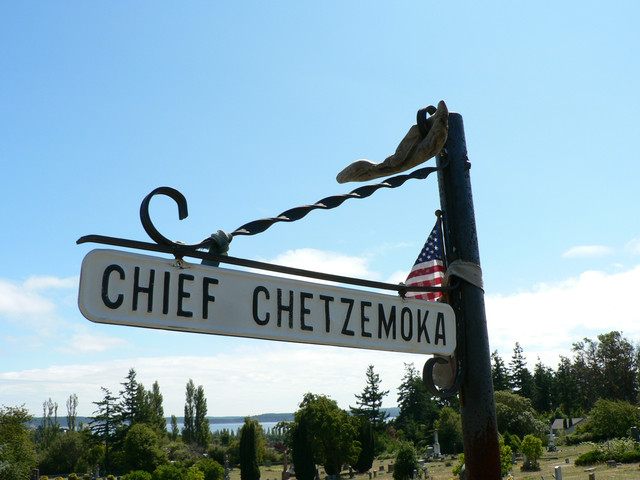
(405, 221), (445, 302)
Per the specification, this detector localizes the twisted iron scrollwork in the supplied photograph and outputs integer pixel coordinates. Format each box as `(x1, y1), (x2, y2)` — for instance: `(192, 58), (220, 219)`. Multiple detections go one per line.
(231, 160), (446, 237)
(135, 159), (448, 263)
(80, 156), (454, 297)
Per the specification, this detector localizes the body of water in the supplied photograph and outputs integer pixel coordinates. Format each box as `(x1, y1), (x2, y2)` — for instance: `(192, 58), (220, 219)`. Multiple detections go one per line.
(176, 421), (281, 434)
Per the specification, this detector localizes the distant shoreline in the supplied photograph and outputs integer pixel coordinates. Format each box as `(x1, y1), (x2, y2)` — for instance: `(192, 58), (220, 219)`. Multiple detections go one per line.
(29, 407), (399, 428)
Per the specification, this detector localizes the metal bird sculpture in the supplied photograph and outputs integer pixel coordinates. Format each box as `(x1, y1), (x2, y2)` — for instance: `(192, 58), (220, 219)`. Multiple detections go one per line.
(336, 100), (449, 183)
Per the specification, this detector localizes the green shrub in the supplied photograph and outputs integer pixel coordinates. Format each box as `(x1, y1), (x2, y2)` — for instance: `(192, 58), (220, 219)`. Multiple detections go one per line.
(575, 450), (603, 466)
(618, 451), (640, 463)
(123, 471), (153, 480)
(520, 435), (542, 471)
(500, 444), (513, 476)
(508, 434), (521, 453)
(108, 475), (116, 480)
(600, 438), (637, 458)
(196, 458), (225, 480)
(575, 439), (640, 465)
(69, 474), (79, 480)
(451, 454), (464, 476)
(153, 464), (184, 480)
(392, 442), (419, 480)
(185, 465), (205, 480)
(84, 475), (91, 480)
(40, 477), (49, 480)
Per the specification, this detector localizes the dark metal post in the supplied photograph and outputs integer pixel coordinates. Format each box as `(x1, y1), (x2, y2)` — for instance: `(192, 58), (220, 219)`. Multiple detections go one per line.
(436, 113), (501, 478)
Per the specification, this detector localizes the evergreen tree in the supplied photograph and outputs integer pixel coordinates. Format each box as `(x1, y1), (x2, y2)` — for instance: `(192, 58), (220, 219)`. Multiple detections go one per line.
(491, 350), (510, 392)
(194, 385), (210, 447)
(350, 365), (389, 430)
(119, 368), (152, 427)
(395, 363), (440, 445)
(570, 338), (599, 411)
(90, 387), (121, 474)
(170, 415), (179, 441)
(509, 343), (533, 398)
(66, 393), (79, 432)
(183, 379), (196, 444)
(120, 368), (139, 424)
(239, 419), (261, 480)
(353, 417), (375, 473)
(149, 381), (167, 434)
(291, 418), (315, 480)
(134, 382), (152, 425)
(532, 358), (554, 413)
(553, 356), (581, 417)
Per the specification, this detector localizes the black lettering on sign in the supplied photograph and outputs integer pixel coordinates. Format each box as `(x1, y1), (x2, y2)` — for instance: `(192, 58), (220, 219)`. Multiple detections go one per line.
(340, 298), (355, 336)
(360, 301), (372, 338)
(417, 310), (431, 343)
(378, 304), (396, 340)
(101, 264), (125, 309)
(252, 286), (270, 326)
(177, 273), (194, 318)
(300, 292), (313, 331)
(400, 307), (413, 341)
(162, 271), (170, 315)
(202, 277), (218, 320)
(435, 312), (446, 345)
(277, 289), (294, 328)
(319, 295), (334, 332)
(133, 266), (155, 313)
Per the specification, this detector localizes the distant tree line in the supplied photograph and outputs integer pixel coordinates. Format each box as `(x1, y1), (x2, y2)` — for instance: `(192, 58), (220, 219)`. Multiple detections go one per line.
(492, 331), (639, 416)
(3, 330), (640, 480)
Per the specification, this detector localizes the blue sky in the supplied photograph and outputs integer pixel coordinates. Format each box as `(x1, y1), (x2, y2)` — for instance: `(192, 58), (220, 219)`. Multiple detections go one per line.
(2, 2), (640, 418)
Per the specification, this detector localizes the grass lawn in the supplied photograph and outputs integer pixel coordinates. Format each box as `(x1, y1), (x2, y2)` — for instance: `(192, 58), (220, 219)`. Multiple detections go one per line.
(237, 444), (640, 480)
(53, 444), (640, 479)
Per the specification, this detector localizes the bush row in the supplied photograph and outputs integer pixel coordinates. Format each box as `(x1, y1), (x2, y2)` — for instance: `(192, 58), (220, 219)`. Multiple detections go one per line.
(575, 439), (640, 466)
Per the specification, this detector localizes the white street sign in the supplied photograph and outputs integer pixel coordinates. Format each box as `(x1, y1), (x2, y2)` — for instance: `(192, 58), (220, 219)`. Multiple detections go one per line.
(78, 249), (456, 355)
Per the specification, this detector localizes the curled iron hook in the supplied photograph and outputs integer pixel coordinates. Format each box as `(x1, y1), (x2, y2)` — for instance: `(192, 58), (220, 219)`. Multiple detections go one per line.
(140, 186), (214, 250)
(423, 355), (463, 398)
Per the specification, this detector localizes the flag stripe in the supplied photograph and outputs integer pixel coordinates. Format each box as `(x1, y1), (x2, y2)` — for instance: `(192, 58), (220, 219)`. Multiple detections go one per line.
(405, 221), (445, 302)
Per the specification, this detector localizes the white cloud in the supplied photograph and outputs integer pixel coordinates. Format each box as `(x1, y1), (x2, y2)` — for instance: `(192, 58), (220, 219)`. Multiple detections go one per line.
(24, 275), (79, 291)
(625, 238), (640, 255)
(0, 275), (128, 354)
(0, 279), (57, 316)
(0, 275), (78, 317)
(266, 248), (379, 279)
(562, 245), (613, 258)
(0, 345), (423, 418)
(56, 332), (130, 354)
(386, 270), (409, 285)
(486, 264), (640, 367)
